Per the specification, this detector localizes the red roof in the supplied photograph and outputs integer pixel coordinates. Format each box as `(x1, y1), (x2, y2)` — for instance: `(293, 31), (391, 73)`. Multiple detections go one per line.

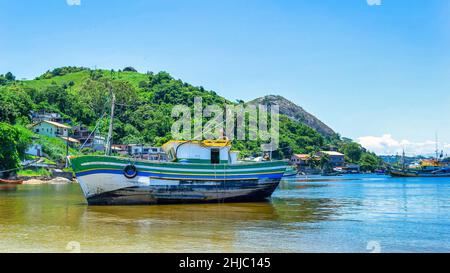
(293, 154), (311, 160)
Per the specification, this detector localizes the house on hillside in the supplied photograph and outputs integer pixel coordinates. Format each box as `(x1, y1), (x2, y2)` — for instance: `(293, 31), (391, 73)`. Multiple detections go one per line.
(71, 125), (90, 143)
(72, 125), (105, 151)
(127, 144), (167, 161)
(32, 120), (70, 138)
(290, 153), (321, 173)
(31, 120), (79, 144)
(111, 144), (129, 156)
(291, 151), (345, 172)
(30, 110), (71, 124)
(290, 154), (312, 168)
(318, 151), (345, 167)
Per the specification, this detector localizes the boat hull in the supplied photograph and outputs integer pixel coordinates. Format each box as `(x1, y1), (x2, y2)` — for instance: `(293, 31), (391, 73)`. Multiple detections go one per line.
(0, 179), (23, 185)
(70, 156), (287, 205)
(83, 177), (280, 205)
(390, 170), (450, 178)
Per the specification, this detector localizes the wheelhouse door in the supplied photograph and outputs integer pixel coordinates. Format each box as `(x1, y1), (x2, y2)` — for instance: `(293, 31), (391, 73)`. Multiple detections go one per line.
(211, 148), (220, 164)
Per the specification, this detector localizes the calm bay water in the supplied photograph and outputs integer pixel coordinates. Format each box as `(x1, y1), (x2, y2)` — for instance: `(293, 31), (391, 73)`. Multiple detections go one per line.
(1, 174), (449, 253)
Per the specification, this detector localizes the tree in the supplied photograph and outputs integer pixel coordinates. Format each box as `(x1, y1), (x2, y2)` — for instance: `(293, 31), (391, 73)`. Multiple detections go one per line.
(13, 125), (33, 158)
(318, 153), (331, 171)
(0, 123), (32, 173)
(5, 72), (15, 81)
(360, 153), (380, 172)
(0, 75), (7, 85)
(123, 66), (137, 72)
(35, 67), (88, 80)
(341, 142), (362, 163)
(0, 72), (16, 85)
(0, 86), (33, 123)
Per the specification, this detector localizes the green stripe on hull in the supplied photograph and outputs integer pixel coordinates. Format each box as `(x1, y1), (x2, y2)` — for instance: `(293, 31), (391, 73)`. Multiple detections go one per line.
(70, 155), (288, 176)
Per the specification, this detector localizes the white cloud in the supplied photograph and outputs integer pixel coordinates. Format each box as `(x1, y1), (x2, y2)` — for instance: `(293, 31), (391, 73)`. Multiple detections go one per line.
(367, 0), (381, 6)
(357, 134), (449, 156)
(67, 0), (81, 6)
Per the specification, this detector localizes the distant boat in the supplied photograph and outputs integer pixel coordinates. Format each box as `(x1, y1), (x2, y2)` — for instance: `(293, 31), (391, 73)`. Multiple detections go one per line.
(69, 140), (288, 205)
(390, 166), (450, 177)
(390, 143), (450, 178)
(0, 178), (23, 185)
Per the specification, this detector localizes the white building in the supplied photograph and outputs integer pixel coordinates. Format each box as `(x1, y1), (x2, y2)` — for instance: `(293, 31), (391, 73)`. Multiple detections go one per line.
(31, 120), (70, 138)
(127, 144), (167, 161)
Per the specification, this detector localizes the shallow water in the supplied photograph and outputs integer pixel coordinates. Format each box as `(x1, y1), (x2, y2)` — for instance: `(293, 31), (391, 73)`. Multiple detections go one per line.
(0, 174), (449, 252)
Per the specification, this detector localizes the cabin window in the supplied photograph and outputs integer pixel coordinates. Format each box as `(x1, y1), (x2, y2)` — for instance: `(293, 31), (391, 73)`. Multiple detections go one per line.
(211, 148), (220, 164)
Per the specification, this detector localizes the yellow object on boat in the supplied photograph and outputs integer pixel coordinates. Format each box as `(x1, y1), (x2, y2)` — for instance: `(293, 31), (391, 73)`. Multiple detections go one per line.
(162, 139), (231, 150)
(421, 159), (444, 167)
(201, 139), (231, 147)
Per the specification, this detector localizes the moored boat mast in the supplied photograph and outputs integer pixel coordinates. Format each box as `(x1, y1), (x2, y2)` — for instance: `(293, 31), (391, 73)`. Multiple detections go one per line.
(105, 84), (115, 156)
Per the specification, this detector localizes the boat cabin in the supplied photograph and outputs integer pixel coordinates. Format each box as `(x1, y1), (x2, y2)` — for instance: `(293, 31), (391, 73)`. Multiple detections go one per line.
(162, 140), (239, 164)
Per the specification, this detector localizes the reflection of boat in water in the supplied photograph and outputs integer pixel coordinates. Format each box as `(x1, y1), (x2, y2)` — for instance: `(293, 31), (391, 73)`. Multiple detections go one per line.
(283, 166), (298, 177)
(70, 140), (288, 205)
(0, 184), (19, 191)
(0, 178), (23, 185)
(86, 201), (279, 222)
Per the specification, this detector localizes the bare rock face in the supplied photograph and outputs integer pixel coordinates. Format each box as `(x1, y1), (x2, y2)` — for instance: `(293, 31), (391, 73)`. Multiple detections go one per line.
(247, 95), (336, 138)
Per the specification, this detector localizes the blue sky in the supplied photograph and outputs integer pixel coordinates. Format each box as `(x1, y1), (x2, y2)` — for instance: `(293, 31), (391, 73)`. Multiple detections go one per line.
(1, 0), (450, 155)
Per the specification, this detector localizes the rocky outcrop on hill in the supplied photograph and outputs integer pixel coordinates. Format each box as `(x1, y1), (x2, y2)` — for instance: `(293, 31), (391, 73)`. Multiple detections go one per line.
(248, 95), (336, 138)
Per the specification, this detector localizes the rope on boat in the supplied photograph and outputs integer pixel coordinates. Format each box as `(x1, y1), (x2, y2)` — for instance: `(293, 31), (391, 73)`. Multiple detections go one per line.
(79, 112), (107, 151)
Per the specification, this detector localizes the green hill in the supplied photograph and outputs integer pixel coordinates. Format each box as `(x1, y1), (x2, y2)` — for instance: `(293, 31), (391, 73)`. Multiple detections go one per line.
(0, 67), (381, 170)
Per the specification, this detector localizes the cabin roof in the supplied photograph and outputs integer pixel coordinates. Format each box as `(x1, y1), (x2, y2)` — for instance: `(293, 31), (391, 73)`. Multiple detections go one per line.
(293, 154), (311, 160)
(60, 136), (80, 143)
(320, 151), (344, 156)
(162, 140), (231, 151)
(31, 120), (72, 129)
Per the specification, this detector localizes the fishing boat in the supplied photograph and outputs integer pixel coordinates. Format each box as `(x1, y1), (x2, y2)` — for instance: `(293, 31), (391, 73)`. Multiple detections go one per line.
(390, 168), (450, 177)
(69, 140), (288, 205)
(390, 144), (450, 177)
(0, 178), (23, 185)
(390, 158), (450, 177)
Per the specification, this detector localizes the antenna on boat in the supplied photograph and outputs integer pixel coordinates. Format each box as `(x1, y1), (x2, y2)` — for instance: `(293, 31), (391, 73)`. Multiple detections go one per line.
(105, 84), (116, 156)
(435, 132), (439, 161)
(402, 149), (406, 170)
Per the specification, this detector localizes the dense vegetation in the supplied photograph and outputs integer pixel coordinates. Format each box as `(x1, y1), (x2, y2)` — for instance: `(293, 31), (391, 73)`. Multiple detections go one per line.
(0, 123), (32, 173)
(0, 67), (381, 171)
(339, 141), (383, 172)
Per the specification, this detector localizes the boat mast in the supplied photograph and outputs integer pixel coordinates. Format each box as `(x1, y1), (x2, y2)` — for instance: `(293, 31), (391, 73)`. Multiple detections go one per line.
(402, 149), (406, 170)
(435, 132), (439, 161)
(105, 85), (115, 156)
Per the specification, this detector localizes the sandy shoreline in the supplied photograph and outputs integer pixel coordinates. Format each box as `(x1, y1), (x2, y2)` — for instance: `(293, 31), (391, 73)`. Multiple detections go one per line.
(21, 177), (77, 185)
